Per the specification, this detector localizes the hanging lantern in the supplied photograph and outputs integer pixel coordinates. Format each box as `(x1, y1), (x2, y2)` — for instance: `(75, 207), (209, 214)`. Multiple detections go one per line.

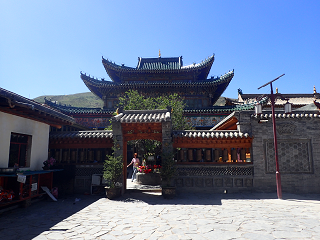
(284, 101), (292, 113)
(255, 103), (262, 115)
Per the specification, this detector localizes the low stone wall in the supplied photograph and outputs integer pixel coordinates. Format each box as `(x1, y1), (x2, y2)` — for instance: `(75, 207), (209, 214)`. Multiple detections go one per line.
(70, 164), (254, 194)
(136, 172), (161, 185)
(175, 165), (254, 193)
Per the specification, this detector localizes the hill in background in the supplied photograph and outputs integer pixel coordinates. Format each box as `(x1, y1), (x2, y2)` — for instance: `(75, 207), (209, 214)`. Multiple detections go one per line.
(33, 92), (104, 108)
(33, 92), (231, 108)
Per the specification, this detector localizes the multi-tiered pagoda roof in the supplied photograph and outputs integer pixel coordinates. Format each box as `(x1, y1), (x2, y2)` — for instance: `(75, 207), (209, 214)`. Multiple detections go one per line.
(101, 55), (214, 83)
(81, 54), (234, 109)
(45, 54), (239, 129)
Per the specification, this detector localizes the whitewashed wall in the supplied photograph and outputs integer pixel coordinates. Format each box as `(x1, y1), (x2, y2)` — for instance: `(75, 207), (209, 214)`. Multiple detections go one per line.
(0, 111), (50, 170)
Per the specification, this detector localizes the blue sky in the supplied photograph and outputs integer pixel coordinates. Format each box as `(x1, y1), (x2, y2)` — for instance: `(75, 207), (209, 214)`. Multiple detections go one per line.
(1, 1), (319, 99)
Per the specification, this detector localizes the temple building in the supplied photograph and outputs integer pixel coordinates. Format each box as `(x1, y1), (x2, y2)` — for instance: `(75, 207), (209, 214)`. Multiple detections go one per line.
(81, 54), (233, 109)
(45, 54), (249, 129)
(2, 52), (320, 204)
(43, 53), (320, 195)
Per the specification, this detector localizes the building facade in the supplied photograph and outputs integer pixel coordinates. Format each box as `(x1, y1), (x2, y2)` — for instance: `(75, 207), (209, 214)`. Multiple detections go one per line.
(45, 54), (238, 130)
(44, 53), (320, 194)
(0, 87), (75, 207)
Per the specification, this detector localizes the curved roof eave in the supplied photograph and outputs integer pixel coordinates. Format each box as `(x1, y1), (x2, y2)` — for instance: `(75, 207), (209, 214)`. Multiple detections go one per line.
(101, 55), (214, 74)
(0, 87), (75, 126)
(80, 70), (234, 89)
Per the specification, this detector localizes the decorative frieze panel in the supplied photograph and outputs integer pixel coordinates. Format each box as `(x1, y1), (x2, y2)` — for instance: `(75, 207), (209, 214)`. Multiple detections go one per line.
(175, 177), (253, 189)
(224, 178), (233, 187)
(214, 178), (223, 187)
(122, 122), (163, 142)
(194, 178), (204, 187)
(185, 116), (226, 127)
(244, 178), (253, 187)
(184, 178), (193, 187)
(205, 178), (213, 187)
(265, 139), (313, 173)
(75, 117), (110, 128)
(234, 178), (243, 187)
(175, 178), (184, 188)
(177, 166), (254, 176)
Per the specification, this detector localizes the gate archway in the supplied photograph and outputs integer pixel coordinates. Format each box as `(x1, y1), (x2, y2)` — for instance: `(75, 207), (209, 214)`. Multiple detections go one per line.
(111, 109), (172, 192)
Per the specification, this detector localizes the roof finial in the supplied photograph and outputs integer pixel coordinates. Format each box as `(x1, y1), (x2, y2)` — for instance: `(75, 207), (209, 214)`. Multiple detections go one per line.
(276, 87), (278, 94)
(314, 85), (317, 93)
(159, 49), (161, 58)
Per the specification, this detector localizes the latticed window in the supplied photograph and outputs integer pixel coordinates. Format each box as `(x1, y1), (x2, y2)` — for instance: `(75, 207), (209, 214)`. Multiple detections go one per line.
(8, 133), (32, 168)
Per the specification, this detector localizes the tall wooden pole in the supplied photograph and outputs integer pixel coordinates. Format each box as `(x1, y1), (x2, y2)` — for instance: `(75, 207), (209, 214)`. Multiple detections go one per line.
(270, 82), (282, 199)
(258, 74), (285, 199)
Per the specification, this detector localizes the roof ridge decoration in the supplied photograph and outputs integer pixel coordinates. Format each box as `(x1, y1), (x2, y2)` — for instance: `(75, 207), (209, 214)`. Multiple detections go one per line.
(136, 56), (183, 70)
(50, 130), (113, 139)
(103, 55), (214, 71)
(314, 100), (320, 109)
(251, 111), (320, 119)
(172, 130), (251, 139)
(239, 92), (320, 107)
(100, 54), (215, 83)
(112, 109), (171, 123)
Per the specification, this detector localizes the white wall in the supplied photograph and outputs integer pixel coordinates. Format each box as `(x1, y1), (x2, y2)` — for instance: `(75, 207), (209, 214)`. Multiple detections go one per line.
(0, 111), (50, 170)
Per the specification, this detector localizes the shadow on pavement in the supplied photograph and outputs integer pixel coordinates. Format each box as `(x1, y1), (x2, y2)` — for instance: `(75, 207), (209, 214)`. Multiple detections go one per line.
(121, 191), (224, 205)
(114, 190), (320, 206)
(0, 195), (101, 240)
(1, 190), (319, 240)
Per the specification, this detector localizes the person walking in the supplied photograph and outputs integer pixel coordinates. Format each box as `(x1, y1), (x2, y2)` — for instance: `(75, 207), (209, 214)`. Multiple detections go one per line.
(127, 153), (140, 182)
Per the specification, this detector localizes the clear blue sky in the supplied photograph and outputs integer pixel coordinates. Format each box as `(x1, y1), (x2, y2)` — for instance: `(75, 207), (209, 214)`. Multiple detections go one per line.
(1, 1), (319, 99)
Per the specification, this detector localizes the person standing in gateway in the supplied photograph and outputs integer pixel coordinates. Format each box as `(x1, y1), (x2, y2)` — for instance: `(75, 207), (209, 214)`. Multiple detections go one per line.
(127, 153), (140, 182)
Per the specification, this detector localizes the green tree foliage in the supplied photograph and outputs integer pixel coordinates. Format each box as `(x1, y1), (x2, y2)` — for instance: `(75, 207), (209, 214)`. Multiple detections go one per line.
(118, 90), (193, 130)
(128, 139), (162, 163)
(103, 144), (123, 188)
(160, 150), (177, 187)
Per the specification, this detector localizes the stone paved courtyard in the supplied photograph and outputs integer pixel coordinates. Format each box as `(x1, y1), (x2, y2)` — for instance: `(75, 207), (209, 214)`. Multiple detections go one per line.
(0, 191), (320, 240)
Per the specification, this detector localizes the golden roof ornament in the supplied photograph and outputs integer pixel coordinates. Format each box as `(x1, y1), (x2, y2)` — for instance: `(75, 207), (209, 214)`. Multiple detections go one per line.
(159, 49), (161, 58)
(314, 85), (317, 94)
(276, 87), (278, 94)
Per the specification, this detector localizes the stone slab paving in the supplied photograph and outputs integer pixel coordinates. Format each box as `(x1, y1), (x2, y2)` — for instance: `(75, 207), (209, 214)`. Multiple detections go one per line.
(0, 191), (320, 240)
(126, 179), (161, 191)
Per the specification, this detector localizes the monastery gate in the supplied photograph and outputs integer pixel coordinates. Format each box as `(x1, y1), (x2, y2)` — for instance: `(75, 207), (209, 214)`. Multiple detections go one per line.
(111, 109), (172, 191)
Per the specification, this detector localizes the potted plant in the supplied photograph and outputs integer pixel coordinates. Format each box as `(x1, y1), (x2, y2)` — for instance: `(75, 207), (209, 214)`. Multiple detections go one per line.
(103, 146), (123, 199)
(42, 157), (56, 170)
(136, 164), (162, 185)
(160, 151), (176, 198)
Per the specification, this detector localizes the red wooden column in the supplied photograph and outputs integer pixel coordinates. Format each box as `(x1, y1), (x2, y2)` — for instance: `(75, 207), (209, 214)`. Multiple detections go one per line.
(123, 141), (127, 191)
